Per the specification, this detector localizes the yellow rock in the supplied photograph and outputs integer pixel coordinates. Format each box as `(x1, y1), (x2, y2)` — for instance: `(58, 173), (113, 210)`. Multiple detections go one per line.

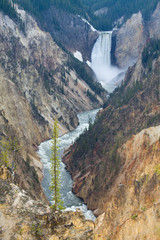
(49, 236), (59, 240)
(0, 166), (11, 181)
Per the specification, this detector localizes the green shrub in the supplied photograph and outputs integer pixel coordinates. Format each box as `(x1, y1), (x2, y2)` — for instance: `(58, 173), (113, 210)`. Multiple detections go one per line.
(131, 214), (138, 220)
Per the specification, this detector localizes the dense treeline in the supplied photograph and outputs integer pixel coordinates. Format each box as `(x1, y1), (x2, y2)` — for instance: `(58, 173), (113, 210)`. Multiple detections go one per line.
(1, 0), (159, 31)
(0, 0), (18, 20)
(0, 0), (24, 31)
(13, 0), (86, 20)
(82, 0), (159, 30)
(7, 0), (159, 30)
(142, 38), (160, 71)
(0, 0), (159, 30)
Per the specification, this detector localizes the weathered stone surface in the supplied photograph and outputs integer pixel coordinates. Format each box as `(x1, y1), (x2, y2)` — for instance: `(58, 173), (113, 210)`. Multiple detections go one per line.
(0, 6), (105, 199)
(0, 178), (95, 240)
(41, 7), (98, 62)
(95, 126), (160, 239)
(114, 12), (147, 69)
(94, 7), (108, 17)
(113, 2), (160, 69)
(148, 2), (160, 39)
(0, 166), (11, 181)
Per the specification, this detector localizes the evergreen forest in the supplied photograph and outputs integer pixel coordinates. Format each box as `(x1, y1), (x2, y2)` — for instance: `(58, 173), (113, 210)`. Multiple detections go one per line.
(0, 0), (159, 30)
(0, 0), (18, 21)
(82, 0), (159, 30)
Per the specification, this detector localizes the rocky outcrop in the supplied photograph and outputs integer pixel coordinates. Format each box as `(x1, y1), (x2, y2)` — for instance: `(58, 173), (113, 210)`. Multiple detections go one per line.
(0, 178), (95, 240)
(113, 12), (147, 69)
(95, 126), (160, 239)
(41, 7), (98, 62)
(94, 8), (108, 17)
(0, 6), (105, 200)
(0, 166), (11, 181)
(113, 2), (160, 69)
(148, 2), (160, 39)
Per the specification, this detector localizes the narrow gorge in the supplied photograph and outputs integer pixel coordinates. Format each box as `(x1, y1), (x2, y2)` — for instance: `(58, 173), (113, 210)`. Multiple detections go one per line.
(38, 27), (125, 221)
(63, 2), (160, 239)
(0, 0), (160, 239)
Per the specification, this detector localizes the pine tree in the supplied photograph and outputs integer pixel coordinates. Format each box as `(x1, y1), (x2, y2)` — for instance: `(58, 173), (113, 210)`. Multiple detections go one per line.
(49, 118), (64, 210)
(0, 137), (10, 167)
(0, 137), (19, 167)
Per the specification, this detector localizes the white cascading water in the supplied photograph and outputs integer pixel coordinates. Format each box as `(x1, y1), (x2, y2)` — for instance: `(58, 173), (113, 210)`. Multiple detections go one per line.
(92, 31), (112, 66)
(91, 31), (124, 93)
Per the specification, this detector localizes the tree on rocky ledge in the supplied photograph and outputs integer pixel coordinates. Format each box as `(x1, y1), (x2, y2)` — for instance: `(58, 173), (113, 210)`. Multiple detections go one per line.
(50, 118), (64, 210)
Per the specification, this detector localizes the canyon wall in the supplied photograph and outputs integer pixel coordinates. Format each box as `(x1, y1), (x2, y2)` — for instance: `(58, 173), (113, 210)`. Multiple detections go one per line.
(113, 12), (147, 68)
(95, 126), (160, 239)
(41, 7), (98, 62)
(113, 2), (160, 69)
(0, 6), (105, 199)
(63, 41), (160, 239)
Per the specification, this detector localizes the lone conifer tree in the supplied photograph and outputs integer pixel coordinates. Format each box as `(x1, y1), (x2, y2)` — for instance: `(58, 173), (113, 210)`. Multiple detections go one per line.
(49, 118), (63, 210)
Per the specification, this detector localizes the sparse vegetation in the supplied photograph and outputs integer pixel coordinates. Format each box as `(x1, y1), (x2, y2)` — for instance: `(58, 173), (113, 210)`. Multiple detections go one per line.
(68, 56), (105, 97)
(141, 206), (147, 212)
(104, 81), (143, 109)
(31, 222), (43, 238)
(87, 90), (98, 103)
(155, 164), (160, 177)
(131, 214), (138, 220)
(0, 137), (19, 167)
(142, 39), (160, 71)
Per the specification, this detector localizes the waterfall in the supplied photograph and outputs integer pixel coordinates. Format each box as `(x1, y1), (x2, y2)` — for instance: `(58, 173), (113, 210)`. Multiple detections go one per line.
(91, 31), (112, 67)
(91, 31), (123, 93)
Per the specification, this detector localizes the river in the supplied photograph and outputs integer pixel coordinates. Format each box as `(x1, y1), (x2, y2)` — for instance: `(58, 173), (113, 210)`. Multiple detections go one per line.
(38, 108), (99, 221)
(38, 30), (125, 221)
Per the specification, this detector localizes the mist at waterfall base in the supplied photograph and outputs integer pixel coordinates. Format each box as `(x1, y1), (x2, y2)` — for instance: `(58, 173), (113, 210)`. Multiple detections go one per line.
(38, 109), (99, 221)
(91, 31), (124, 93)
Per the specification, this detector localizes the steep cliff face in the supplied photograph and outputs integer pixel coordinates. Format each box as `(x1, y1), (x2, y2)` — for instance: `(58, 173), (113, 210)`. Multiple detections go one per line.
(113, 12), (147, 68)
(0, 6), (105, 199)
(63, 44), (160, 215)
(41, 6), (98, 62)
(113, 2), (160, 69)
(95, 126), (160, 239)
(148, 2), (160, 38)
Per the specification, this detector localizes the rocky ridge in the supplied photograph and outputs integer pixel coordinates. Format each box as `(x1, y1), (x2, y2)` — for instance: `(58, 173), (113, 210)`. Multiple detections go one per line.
(113, 12), (147, 69)
(113, 2), (160, 69)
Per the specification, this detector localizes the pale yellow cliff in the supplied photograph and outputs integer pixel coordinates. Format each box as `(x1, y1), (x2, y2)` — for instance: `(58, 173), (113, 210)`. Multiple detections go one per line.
(95, 126), (160, 240)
